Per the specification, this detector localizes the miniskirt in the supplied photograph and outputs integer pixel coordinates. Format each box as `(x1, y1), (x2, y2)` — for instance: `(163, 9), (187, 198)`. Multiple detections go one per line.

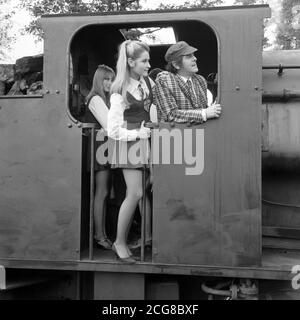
(108, 122), (150, 170)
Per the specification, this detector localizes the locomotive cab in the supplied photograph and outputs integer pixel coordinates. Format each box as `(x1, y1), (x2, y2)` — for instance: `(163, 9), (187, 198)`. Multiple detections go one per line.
(55, 6), (268, 267)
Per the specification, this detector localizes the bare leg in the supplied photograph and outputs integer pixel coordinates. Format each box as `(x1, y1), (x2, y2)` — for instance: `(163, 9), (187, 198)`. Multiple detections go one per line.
(114, 169), (143, 258)
(94, 169), (110, 241)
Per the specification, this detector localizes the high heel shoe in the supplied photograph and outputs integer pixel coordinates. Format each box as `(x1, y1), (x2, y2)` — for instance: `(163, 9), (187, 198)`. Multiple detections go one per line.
(112, 243), (136, 264)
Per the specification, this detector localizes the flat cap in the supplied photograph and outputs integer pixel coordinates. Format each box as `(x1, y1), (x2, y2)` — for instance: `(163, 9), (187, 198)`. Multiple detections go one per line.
(165, 41), (198, 62)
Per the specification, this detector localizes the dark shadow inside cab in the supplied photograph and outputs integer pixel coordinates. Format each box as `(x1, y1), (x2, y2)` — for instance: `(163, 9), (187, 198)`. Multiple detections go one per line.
(68, 20), (218, 260)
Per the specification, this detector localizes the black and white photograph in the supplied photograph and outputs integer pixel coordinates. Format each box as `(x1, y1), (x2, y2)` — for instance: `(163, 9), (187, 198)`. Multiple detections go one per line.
(0, 0), (300, 305)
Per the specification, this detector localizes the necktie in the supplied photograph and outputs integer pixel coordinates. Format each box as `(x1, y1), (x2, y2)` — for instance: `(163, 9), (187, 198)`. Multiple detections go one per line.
(187, 79), (197, 106)
(138, 82), (151, 112)
(138, 83), (144, 100)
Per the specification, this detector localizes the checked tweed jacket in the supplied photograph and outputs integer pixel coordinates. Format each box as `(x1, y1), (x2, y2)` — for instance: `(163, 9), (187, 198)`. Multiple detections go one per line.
(154, 71), (208, 123)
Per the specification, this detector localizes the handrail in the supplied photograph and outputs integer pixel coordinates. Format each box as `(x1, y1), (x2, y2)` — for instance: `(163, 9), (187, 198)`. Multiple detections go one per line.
(89, 127), (95, 260)
(141, 169), (146, 262)
(262, 64), (300, 76)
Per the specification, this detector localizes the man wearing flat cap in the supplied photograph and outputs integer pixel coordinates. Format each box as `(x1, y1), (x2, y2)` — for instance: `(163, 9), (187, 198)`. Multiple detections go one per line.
(154, 41), (221, 123)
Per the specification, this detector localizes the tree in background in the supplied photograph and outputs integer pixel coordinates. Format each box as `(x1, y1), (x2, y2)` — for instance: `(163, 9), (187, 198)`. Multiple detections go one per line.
(0, 0), (16, 59)
(157, 0), (223, 10)
(276, 0), (300, 49)
(20, 0), (142, 38)
(234, 0), (263, 5)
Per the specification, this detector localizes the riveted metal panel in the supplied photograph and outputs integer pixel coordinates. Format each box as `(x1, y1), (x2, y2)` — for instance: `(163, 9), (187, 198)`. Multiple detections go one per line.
(153, 94), (262, 267)
(0, 95), (81, 260)
(94, 272), (145, 300)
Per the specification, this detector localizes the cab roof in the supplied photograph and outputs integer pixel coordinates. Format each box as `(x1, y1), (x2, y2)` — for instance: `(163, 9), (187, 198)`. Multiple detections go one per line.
(42, 4), (269, 18)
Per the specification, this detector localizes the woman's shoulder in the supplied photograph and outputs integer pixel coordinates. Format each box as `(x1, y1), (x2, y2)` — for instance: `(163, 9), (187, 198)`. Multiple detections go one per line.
(90, 94), (104, 103)
(88, 94), (108, 109)
(110, 92), (123, 100)
(110, 93), (126, 108)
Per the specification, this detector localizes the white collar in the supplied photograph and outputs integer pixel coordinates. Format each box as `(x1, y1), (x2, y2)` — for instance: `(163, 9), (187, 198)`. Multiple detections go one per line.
(179, 75), (192, 83)
(129, 76), (144, 88)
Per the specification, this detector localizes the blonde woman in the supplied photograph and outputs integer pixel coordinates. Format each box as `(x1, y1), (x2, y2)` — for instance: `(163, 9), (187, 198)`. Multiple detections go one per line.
(108, 40), (154, 263)
(85, 65), (115, 250)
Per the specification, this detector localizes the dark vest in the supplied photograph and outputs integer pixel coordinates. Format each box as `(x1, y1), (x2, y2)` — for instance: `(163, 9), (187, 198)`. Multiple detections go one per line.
(123, 76), (153, 125)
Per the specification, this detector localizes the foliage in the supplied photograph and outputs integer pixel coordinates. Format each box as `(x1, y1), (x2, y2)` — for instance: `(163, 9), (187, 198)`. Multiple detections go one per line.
(0, 0), (16, 59)
(121, 27), (162, 41)
(19, 0), (142, 38)
(234, 0), (264, 5)
(157, 0), (223, 10)
(276, 0), (300, 49)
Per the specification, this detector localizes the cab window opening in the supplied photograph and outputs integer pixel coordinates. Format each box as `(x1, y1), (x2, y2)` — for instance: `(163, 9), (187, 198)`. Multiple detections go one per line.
(69, 21), (218, 122)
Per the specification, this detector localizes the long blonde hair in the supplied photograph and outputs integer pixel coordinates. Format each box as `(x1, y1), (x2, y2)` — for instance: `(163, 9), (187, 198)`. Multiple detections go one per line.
(86, 64), (115, 106)
(111, 40), (150, 100)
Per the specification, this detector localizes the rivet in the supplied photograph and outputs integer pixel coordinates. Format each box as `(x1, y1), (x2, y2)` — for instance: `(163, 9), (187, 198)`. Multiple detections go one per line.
(77, 123), (82, 128)
(170, 122), (175, 128)
(235, 86), (240, 91)
(56, 90), (60, 94)
(255, 86), (259, 91)
(67, 123), (73, 128)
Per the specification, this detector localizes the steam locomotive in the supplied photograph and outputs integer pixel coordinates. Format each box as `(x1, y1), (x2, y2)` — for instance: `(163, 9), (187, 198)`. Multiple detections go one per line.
(0, 4), (300, 299)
